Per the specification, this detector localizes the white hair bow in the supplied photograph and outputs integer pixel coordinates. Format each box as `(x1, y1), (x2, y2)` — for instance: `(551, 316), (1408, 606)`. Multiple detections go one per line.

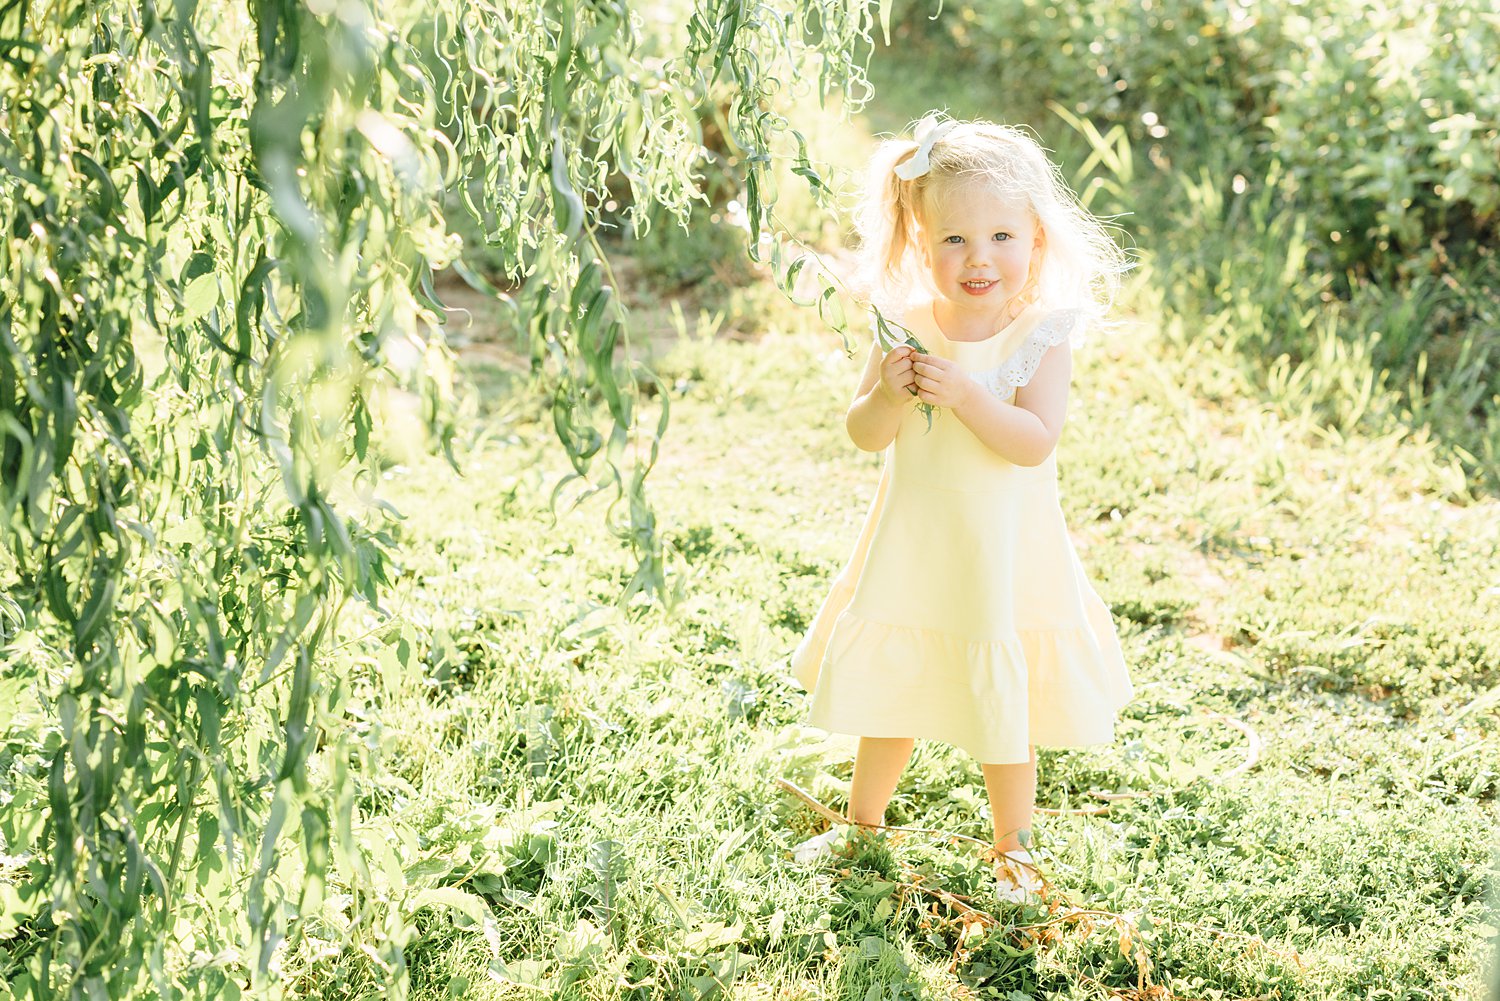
(893, 115), (957, 181)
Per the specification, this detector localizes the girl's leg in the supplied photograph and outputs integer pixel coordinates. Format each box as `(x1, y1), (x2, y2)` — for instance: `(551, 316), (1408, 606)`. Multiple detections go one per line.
(848, 737), (915, 827)
(980, 744), (1037, 853)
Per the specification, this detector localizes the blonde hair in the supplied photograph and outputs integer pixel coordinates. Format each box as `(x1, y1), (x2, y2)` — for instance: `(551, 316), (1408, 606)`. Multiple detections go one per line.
(853, 115), (1131, 331)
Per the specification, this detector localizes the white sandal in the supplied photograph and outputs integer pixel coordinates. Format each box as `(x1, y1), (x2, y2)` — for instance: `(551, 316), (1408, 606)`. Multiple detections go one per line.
(791, 825), (851, 864)
(991, 847), (1045, 903)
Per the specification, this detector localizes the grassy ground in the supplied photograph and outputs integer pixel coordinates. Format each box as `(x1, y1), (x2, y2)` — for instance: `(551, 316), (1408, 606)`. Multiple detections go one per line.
(330, 36), (1500, 999)
(340, 266), (1500, 998)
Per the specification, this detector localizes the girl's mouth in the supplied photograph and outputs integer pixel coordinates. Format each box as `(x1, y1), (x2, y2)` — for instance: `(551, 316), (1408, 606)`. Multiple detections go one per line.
(961, 279), (995, 295)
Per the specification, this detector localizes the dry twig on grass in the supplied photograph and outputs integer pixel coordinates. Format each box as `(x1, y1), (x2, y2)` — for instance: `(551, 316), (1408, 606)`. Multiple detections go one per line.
(778, 752), (1301, 1001)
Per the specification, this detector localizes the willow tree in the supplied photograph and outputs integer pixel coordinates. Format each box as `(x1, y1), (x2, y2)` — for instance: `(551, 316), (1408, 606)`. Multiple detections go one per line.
(0, 0), (877, 996)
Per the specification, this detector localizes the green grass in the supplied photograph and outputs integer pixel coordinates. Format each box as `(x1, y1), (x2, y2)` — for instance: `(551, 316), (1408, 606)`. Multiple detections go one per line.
(281, 30), (1500, 999)
(323, 277), (1500, 998)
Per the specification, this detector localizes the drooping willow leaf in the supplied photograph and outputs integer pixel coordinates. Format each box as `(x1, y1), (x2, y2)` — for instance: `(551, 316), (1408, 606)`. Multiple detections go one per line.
(0, 1), (881, 997)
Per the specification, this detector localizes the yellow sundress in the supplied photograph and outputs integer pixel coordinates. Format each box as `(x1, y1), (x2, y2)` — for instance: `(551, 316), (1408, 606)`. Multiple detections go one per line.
(791, 299), (1135, 764)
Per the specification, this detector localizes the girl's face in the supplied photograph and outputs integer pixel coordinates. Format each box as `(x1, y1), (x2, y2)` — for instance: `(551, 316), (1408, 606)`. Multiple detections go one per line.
(917, 179), (1041, 321)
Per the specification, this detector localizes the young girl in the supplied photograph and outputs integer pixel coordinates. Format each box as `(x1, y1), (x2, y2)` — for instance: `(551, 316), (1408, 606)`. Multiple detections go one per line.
(790, 114), (1136, 899)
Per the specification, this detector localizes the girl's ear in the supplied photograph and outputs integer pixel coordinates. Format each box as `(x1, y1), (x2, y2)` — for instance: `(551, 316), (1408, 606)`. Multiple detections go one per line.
(1030, 228), (1046, 273)
(1021, 228), (1046, 302)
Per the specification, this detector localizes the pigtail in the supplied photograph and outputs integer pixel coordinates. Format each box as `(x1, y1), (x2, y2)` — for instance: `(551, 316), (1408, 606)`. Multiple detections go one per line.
(853, 138), (924, 312)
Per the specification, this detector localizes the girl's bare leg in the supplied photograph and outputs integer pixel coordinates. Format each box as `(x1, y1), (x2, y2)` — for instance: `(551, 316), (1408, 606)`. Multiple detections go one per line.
(848, 737), (915, 828)
(980, 744), (1037, 853)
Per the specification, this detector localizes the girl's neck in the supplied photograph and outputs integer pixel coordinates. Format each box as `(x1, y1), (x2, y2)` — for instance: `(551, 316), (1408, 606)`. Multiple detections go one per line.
(932, 293), (1030, 342)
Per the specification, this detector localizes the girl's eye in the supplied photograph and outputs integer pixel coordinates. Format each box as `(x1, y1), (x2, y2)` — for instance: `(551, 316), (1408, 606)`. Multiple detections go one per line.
(993, 232), (1011, 241)
(944, 235), (963, 244)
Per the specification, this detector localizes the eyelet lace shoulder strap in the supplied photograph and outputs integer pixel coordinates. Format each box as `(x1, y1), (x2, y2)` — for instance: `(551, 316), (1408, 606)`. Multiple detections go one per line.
(973, 309), (1084, 399)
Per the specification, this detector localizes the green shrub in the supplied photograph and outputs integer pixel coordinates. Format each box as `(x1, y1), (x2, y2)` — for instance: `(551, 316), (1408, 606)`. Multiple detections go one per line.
(913, 0), (1500, 285)
(1261, 2), (1500, 283)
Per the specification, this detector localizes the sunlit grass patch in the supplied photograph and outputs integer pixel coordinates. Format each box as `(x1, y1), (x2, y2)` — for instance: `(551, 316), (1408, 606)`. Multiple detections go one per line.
(339, 299), (1500, 998)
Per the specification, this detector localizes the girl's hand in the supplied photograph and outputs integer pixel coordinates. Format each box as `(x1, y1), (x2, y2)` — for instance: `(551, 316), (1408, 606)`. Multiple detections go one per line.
(877, 345), (917, 405)
(912, 354), (977, 409)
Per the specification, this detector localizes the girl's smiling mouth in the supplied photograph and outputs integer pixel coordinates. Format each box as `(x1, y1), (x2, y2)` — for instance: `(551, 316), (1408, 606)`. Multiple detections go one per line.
(961, 279), (996, 294)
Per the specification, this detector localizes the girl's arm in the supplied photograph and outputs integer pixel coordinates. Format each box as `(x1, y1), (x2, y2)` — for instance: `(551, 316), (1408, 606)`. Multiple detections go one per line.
(952, 341), (1071, 466)
(846, 341), (910, 452)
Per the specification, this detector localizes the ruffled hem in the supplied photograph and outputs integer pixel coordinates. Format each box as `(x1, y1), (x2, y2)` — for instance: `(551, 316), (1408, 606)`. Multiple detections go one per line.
(802, 609), (1133, 764)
